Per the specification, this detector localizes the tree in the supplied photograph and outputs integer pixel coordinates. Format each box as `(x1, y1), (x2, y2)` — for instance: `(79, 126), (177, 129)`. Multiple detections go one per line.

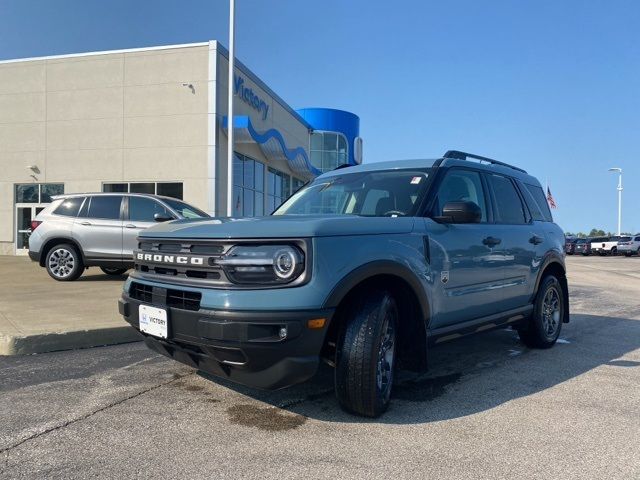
(589, 228), (606, 237)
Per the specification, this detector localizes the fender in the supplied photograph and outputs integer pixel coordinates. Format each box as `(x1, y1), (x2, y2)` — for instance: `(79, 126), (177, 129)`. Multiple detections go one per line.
(322, 260), (430, 325)
(39, 237), (86, 267)
(532, 251), (570, 323)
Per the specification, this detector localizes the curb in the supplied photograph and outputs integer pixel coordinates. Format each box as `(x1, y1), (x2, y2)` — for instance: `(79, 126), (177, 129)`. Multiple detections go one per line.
(0, 326), (143, 356)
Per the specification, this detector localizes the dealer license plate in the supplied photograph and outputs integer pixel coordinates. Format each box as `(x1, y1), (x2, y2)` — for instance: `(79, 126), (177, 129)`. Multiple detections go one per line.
(139, 305), (168, 339)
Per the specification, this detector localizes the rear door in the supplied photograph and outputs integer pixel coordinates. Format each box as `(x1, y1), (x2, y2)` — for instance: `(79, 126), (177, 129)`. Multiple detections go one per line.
(485, 174), (539, 310)
(122, 196), (175, 257)
(72, 195), (124, 261)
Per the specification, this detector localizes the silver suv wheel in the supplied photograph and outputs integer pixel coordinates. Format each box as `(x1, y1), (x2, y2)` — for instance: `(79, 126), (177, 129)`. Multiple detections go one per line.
(45, 244), (83, 281)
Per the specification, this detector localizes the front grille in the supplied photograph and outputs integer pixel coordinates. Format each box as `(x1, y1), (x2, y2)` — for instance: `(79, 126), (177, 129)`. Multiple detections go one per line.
(129, 281), (201, 311)
(133, 239), (229, 286)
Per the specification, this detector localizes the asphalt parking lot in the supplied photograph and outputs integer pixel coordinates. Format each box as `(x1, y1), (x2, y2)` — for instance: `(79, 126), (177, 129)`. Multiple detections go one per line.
(1, 255), (639, 479)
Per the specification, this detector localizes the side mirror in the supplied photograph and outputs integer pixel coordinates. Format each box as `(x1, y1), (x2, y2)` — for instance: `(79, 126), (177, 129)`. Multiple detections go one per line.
(154, 212), (174, 222)
(434, 201), (482, 224)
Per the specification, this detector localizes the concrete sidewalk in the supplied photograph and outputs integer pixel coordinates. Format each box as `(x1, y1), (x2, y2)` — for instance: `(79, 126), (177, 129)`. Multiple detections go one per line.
(0, 256), (140, 355)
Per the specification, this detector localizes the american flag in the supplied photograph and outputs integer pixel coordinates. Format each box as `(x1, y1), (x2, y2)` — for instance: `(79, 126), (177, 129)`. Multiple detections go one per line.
(546, 186), (557, 209)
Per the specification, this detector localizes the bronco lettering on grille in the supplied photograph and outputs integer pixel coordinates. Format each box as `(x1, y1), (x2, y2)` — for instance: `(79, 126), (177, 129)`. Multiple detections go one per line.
(136, 252), (204, 266)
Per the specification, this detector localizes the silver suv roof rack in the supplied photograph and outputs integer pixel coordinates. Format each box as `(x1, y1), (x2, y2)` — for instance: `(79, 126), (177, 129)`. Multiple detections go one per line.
(443, 150), (527, 174)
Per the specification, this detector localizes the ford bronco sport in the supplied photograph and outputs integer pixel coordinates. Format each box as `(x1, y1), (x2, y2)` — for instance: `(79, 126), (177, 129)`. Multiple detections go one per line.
(119, 151), (569, 417)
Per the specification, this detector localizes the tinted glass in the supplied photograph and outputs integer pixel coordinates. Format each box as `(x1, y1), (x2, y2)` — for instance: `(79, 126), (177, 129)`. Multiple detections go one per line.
(635, 237), (640, 242)
(15, 184), (38, 203)
(435, 170), (487, 222)
(103, 183), (128, 193)
(40, 184), (64, 203)
(86, 196), (122, 220)
(129, 197), (171, 222)
(619, 236), (632, 242)
(130, 183), (155, 194)
(54, 197), (85, 217)
(162, 198), (208, 219)
(274, 169), (430, 216)
(156, 183), (183, 200)
(489, 175), (527, 224)
(525, 184), (553, 222)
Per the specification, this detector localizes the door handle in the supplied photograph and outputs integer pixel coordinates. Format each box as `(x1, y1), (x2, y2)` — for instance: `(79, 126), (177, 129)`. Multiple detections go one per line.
(483, 236), (502, 247)
(125, 224), (138, 229)
(529, 235), (544, 245)
(80, 221), (91, 226)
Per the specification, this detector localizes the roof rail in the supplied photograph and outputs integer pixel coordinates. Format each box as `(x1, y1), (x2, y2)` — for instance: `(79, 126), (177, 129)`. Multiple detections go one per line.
(443, 150), (527, 174)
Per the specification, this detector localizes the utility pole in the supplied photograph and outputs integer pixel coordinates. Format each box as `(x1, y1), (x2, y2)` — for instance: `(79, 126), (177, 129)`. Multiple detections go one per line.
(226, 0), (236, 216)
(608, 167), (623, 235)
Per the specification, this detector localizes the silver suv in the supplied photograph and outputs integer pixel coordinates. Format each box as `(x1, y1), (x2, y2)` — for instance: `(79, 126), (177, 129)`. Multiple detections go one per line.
(617, 235), (640, 256)
(28, 193), (209, 281)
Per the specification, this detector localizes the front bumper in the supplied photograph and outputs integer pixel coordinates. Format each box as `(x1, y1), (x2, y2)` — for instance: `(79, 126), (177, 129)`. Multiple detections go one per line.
(119, 294), (334, 390)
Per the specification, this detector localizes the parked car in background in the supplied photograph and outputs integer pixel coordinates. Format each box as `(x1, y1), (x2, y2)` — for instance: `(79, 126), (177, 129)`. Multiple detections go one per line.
(617, 235), (640, 256)
(565, 237), (577, 255)
(573, 238), (592, 255)
(28, 193), (209, 281)
(590, 236), (620, 256)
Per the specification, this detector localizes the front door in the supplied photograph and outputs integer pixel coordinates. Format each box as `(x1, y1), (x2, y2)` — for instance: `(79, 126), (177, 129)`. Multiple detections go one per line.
(426, 168), (508, 328)
(122, 196), (175, 258)
(15, 205), (45, 255)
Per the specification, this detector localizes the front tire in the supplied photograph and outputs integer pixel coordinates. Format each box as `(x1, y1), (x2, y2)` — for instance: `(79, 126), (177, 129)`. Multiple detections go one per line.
(45, 244), (84, 281)
(335, 290), (398, 417)
(100, 267), (128, 276)
(518, 275), (565, 348)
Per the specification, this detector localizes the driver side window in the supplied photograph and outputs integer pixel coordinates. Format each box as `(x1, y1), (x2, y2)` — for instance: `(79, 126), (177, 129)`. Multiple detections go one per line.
(435, 170), (487, 222)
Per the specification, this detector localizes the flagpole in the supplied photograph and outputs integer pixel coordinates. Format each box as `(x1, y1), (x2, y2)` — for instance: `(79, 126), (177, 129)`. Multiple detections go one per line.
(226, 0), (236, 217)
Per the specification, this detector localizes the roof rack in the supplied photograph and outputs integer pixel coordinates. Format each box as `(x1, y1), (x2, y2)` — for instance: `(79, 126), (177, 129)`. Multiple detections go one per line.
(443, 150), (527, 174)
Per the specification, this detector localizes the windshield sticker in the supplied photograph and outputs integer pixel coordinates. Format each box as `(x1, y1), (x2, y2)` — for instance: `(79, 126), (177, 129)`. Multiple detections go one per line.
(411, 176), (422, 184)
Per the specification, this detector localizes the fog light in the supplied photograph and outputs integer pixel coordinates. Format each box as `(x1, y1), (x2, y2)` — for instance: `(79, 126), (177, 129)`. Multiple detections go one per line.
(278, 327), (287, 339)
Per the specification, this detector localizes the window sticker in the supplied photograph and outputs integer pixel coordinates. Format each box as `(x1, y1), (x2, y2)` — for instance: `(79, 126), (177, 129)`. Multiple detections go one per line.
(410, 176), (422, 185)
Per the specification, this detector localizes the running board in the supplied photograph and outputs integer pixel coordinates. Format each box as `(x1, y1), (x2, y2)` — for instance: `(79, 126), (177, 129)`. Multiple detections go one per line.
(428, 305), (533, 345)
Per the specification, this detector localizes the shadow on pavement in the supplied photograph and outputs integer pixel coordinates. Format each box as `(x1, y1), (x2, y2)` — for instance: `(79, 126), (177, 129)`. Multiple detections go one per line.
(197, 313), (640, 425)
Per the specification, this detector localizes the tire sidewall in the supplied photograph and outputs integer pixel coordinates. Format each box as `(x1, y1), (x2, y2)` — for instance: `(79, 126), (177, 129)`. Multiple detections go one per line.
(531, 275), (564, 345)
(335, 290), (398, 417)
(45, 244), (83, 281)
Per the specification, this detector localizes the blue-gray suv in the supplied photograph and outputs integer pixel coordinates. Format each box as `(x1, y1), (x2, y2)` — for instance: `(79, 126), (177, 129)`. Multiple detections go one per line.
(118, 151), (569, 417)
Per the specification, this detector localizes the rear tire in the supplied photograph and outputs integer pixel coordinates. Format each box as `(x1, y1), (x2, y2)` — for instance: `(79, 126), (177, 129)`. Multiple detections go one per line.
(45, 243), (84, 281)
(518, 275), (565, 349)
(335, 290), (398, 417)
(100, 267), (128, 276)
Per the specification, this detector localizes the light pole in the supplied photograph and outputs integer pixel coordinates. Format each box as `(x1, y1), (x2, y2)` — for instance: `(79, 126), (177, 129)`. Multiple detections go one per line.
(226, 0), (236, 217)
(608, 167), (623, 235)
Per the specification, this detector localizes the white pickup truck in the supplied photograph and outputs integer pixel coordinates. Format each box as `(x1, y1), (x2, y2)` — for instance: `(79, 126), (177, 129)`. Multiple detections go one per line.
(590, 236), (621, 256)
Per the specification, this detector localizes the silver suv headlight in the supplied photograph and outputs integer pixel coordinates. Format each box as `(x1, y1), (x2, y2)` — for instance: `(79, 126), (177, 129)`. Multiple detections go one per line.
(217, 244), (305, 285)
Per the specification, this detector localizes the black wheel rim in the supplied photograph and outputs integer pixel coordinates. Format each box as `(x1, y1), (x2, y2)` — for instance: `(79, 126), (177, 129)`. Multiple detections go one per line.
(376, 312), (396, 401)
(541, 285), (561, 339)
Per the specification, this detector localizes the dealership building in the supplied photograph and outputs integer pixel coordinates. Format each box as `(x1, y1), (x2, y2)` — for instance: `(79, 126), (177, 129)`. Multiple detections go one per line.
(0, 41), (362, 255)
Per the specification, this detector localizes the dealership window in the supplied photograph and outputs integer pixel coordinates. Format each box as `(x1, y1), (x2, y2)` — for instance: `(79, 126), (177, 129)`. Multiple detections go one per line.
(310, 131), (348, 173)
(266, 168), (292, 213)
(102, 182), (183, 200)
(15, 183), (64, 203)
(233, 153), (265, 217)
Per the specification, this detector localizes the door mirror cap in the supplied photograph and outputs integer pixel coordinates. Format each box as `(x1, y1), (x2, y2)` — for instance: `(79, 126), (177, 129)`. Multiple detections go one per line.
(154, 212), (174, 222)
(434, 201), (482, 224)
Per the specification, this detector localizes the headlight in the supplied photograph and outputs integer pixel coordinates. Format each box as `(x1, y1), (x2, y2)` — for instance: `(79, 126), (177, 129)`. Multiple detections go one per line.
(217, 245), (305, 285)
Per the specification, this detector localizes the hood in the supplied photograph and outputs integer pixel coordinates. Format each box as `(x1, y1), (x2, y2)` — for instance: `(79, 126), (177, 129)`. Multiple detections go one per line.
(140, 215), (416, 239)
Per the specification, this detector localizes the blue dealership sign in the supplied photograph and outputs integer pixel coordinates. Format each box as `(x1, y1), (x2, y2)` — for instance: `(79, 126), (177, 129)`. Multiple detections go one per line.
(234, 75), (269, 120)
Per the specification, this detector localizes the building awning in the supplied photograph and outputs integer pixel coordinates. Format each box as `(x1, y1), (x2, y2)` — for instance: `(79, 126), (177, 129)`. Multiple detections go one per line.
(223, 116), (320, 179)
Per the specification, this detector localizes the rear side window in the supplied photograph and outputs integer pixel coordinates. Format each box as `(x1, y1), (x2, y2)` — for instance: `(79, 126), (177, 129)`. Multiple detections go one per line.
(86, 196), (123, 220)
(53, 197), (85, 217)
(635, 237), (640, 242)
(129, 197), (172, 222)
(488, 174), (527, 224)
(524, 184), (553, 222)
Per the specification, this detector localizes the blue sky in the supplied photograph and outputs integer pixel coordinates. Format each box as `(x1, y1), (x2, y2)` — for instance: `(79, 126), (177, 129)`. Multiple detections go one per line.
(1, 0), (638, 233)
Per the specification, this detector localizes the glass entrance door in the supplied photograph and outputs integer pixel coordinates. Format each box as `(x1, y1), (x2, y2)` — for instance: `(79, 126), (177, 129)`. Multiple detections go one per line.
(15, 205), (45, 255)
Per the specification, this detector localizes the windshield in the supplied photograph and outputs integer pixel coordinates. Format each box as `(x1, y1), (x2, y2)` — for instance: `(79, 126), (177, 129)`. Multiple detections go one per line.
(273, 169), (431, 217)
(162, 198), (209, 219)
